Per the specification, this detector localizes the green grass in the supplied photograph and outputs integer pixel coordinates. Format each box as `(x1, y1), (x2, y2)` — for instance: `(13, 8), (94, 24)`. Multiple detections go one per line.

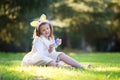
(0, 52), (120, 80)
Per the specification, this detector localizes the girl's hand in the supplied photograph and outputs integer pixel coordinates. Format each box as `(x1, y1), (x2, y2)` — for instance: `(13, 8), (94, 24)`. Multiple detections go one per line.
(48, 43), (55, 53)
(55, 38), (62, 47)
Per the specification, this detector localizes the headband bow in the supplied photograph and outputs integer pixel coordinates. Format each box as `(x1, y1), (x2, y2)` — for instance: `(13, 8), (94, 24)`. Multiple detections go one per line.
(30, 14), (49, 29)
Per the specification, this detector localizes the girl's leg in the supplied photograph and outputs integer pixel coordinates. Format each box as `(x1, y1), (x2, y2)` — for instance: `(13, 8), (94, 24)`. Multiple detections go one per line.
(46, 60), (66, 68)
(46, 61), (56, 66)
(58, 53), (84, 68)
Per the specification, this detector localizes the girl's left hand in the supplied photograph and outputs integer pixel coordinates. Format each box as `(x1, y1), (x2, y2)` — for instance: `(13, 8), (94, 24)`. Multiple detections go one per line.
(48, 43), (55, 53)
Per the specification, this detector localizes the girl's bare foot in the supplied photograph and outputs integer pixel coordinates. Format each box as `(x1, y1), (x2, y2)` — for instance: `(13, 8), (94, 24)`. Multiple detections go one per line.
(87, 64), (92, 68)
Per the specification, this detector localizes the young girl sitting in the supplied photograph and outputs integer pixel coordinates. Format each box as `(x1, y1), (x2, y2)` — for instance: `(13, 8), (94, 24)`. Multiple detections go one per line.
(21, 14), (91, 68)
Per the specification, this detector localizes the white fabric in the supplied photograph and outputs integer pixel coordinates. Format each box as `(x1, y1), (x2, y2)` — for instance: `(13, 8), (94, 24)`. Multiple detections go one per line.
(21, 35), (62, 66)
(37, 20), (50, 30)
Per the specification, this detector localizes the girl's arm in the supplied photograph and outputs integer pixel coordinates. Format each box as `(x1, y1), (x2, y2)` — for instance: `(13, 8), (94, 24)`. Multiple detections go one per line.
(34, 37), (44, 54)
(33, 37), (53, 63)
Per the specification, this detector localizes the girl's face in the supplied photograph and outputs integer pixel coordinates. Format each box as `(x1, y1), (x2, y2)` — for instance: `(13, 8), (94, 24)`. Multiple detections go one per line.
(39, 23), (51, 39)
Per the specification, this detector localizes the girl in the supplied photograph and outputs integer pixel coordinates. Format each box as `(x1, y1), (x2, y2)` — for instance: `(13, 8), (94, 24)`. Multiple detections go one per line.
(21, 14), (90, 68)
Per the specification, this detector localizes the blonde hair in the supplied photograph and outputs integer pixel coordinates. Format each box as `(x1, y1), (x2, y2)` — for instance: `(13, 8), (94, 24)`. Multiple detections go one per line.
(33, 22), (54, 39)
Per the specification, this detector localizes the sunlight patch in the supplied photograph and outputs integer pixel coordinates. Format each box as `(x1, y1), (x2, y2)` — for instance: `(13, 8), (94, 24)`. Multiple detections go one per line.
(94, 67), (120, 71)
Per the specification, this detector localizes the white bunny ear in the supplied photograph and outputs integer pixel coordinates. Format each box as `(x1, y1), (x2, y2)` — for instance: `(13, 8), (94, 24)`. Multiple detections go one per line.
(39, 14), (46, 21)
(30, 21), (39, 27)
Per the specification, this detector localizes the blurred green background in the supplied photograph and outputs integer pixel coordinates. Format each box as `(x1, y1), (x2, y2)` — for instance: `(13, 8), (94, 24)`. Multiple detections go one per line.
(0, 0), (120, 52)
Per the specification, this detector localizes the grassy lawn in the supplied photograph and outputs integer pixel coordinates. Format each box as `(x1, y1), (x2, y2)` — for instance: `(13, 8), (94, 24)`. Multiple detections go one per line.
(0, 52), (120, 80)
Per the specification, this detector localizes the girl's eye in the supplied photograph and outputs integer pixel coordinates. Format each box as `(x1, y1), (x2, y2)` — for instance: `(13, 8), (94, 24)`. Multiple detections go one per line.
(42, 29), (45, 32)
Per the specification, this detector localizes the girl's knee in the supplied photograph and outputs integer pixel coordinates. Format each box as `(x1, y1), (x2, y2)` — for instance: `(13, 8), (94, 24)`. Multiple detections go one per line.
(58, 52), (68, 61)
(58, 52), (66, 57)
(46, 61), (56, 66)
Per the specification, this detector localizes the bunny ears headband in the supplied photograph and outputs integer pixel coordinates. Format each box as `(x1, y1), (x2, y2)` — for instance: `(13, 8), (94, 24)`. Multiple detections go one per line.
(30, 14), (50, 30)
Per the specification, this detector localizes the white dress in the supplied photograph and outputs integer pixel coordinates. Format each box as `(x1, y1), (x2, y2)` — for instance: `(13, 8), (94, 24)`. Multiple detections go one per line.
(21, 35), (62, 66)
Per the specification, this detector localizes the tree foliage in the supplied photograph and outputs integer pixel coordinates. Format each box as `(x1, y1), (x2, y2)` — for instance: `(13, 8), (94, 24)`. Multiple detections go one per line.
(0, 0), (120, 52)
(0, 0), (52, 52)
(51, 0), (120, 51)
